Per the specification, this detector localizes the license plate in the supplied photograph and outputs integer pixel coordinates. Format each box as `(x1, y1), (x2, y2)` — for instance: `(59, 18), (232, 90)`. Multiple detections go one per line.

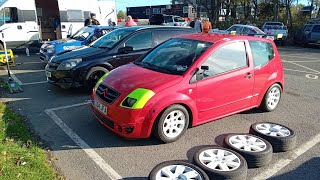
(45, 71), (51, 77)
(94, 100), (107, 115)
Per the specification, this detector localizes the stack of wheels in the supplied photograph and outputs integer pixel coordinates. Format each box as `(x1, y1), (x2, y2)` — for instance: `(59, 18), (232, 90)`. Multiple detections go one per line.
(149, 160), (209, 180)
(223, 134), (273, 168)
(250, 122), (296, 152)
(193, 145), (248, 180)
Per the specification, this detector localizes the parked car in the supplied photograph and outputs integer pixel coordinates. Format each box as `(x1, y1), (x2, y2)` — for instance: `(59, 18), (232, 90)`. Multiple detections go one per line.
(45, 26), (195, 89)
(91, 34), (284, 143)
(40, 25), (118, 63)
(261, 22), (288, 45)
(294, 23), (320, 47)
(149, 14), (188, 26)
(209, 24), (265, 36)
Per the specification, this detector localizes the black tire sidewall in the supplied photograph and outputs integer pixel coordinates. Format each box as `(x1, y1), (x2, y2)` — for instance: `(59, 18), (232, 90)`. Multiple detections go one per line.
(149, 160), (209, 180)
(250, 122), (296, 152)
(85, 66), (109, 90)
(155, 105), (189, 143)
(193, 145), (248, 180)
(224, 133), (273, 168)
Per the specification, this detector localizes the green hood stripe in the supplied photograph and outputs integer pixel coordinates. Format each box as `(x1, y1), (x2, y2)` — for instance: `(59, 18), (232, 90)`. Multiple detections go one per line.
(121, 88), (155, 109)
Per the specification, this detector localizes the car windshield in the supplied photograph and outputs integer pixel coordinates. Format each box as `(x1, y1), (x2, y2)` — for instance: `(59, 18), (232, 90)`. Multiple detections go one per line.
(71, 27), (95, 41)
(90, 28), (134, 49)
(134, 38), (212, 75)
(264, 23), (286, 30)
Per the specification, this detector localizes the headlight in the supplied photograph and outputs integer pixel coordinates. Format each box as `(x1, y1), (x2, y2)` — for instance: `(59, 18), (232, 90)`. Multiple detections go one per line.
(120, 88), (155, 109)
(47, 45), (55, 53)
(57, 58), (82, 70)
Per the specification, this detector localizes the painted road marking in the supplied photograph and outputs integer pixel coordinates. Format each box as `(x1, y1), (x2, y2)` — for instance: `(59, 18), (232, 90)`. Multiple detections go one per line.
(23, 81), (48, 86)
(2, 68), (23, 85)
(305, 74), (319, 80)
(283, 60), (320, 74)
(253, 133), (320, 180)
(284, 68), (320, 74)
(281, 54), (320, 60)
(45, 102), (122, 180)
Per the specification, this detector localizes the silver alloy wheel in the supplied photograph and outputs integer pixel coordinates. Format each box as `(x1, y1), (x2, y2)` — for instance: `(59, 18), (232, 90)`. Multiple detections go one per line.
(267, 86), (281, 110)
(255, 123), (291, 137)
(156, 165), (203, 180)
(163, 110), (186, 139)
(198, 149), (241, 171)
(229, 135), (267, 152)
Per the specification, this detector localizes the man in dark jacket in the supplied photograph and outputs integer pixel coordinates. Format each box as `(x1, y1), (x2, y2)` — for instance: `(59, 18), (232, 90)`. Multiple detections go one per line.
(84, 13), (100, 26)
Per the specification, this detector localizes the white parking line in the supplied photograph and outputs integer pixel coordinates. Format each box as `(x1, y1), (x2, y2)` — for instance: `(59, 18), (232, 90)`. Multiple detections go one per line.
(285, 61), (320, 74)
(45, 102), (122, 180)
(284, 68), (320, 74)
(281, 54), (320, 60)
(253, 133), (320, 180)
(23, 81), (47, 86)
(2, 68), (23, 85)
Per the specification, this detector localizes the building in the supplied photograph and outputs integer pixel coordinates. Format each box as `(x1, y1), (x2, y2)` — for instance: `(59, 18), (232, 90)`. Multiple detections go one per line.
(126, 4), (197, 19)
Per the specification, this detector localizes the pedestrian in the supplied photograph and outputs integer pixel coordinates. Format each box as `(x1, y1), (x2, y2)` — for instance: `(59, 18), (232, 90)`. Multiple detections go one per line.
(189, 18), (195, 28)
(194, 17), (202, 33)
(84, 13), (100, 26)
(202, 18), (212, 34)
(124, 15), (137, 26)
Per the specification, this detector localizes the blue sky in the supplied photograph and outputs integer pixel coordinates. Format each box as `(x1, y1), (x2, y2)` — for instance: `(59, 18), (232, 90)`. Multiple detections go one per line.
(115, 0), (309, 11)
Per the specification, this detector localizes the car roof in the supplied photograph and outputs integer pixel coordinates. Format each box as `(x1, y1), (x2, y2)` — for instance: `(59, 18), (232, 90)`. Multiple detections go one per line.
(121, 26), (194, 31)
(231, 24), (257, 28)
(177, 34), (271, 44)
(87, 25), (121, 30)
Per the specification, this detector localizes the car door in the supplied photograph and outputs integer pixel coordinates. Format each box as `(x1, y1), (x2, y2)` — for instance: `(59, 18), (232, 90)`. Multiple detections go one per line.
(196, 41), (254, 123)
(311, 25), (320, 41)
(111, 31), (153, 68)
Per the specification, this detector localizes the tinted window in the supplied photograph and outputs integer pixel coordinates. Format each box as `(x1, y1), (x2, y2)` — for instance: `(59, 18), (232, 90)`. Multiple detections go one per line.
(71, 26), (95, 41)
(153, 30), (193, 45)
(312, 25), (320, 32)
(242, 27), (256, 34)
(164, 16), (173, 23)
(202, 42), (247, 78)
(125, 31), (153, 51)
(90, 28), (134, 49)
(249, 41), (274, 68)
(134, 38), (212, 75)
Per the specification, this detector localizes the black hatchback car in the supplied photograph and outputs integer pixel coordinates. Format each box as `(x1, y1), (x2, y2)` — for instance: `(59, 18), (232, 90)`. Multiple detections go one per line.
(45, 26), (195, 89)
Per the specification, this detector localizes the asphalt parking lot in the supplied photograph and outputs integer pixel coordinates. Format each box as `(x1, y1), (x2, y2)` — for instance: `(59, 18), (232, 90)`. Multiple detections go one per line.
(0, 46), (320, 180)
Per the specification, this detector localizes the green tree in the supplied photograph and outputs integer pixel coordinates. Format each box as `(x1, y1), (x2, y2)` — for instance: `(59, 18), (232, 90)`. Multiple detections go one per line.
(117, 10), (126, 19)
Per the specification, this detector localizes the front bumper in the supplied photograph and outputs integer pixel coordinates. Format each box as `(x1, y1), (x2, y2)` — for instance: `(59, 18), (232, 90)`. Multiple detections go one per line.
(90, 94), (152, 139)
(45, 64), (82, 89)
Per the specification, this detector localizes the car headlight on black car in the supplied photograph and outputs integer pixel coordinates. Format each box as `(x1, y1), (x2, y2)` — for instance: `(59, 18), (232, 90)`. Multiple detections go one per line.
(57, 58), (82, 70)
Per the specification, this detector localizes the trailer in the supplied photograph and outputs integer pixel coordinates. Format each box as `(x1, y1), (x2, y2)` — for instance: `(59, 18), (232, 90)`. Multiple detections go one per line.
(0, 0), (117, 49)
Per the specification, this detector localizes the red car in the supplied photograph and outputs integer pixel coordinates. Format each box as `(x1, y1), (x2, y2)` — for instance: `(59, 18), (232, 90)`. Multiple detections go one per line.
(91, 34), (284, 143)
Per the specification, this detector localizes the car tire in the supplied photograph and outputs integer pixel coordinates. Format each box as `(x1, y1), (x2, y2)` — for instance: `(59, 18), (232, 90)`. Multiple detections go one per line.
(85, 66), (109, 91)
(149, 160), (209, 180)
(0, 43), (4, 50)
(193, 145), (248, 180)
(249, 122), (297, 152)
(153, 104), (189, 143)
(223, 133), (273, 168)
(260, 83), (282, 112)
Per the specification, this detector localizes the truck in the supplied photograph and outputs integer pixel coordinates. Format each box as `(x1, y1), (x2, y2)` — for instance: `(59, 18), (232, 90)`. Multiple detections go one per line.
(0, 0), (117, 49)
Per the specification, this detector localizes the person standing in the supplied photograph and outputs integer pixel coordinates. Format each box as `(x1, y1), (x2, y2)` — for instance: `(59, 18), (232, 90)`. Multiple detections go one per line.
(202, 18), (212, 34)
(124, 15), (137, 26)
(84, 13), (100, 26)
(194, 18), (202, 33)
(189, 18), (195, 28)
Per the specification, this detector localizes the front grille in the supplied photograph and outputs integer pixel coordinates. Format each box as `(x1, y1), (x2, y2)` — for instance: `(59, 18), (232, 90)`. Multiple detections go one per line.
(93, 109), (114, 129)
(96, 83), (120, 104)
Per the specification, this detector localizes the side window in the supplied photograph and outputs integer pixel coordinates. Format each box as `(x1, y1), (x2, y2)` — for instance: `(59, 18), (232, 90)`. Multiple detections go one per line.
(312, 25), (320, 32)
(153, 30), (193, 45)
(228, 26), (242, 34)
(249, 41), (274, 68)
(202, 41), (248, 78)
(242, 27), (256, 34)
(124, 31), (153, 51)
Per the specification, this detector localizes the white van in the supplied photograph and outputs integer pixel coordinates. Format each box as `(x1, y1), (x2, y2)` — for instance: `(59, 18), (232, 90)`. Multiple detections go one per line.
(0, 0), (117, 49)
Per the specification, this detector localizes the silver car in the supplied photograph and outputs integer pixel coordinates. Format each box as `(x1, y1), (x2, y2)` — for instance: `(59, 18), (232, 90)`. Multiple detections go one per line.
(294, 24), (320, 47)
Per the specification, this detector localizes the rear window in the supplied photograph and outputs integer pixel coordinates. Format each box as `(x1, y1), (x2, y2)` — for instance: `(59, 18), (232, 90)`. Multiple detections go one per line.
(249, 41), (274, 68)
(264, 22), (286, 30)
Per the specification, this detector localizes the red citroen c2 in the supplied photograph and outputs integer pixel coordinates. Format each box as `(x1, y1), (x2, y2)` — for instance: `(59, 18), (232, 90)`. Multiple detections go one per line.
(91, 34), (284, 143)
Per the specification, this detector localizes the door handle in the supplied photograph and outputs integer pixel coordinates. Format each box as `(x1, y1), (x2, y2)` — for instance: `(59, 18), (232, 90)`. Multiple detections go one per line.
(245, 73), (253, 79)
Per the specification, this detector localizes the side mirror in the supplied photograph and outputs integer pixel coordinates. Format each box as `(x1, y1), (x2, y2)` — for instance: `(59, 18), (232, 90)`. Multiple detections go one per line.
(201, 65), (209, 71)
(118, 46), (133, 54)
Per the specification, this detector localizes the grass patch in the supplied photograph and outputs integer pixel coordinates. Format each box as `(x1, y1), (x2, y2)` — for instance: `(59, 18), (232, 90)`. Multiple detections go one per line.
(0, 102), (61, 179)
